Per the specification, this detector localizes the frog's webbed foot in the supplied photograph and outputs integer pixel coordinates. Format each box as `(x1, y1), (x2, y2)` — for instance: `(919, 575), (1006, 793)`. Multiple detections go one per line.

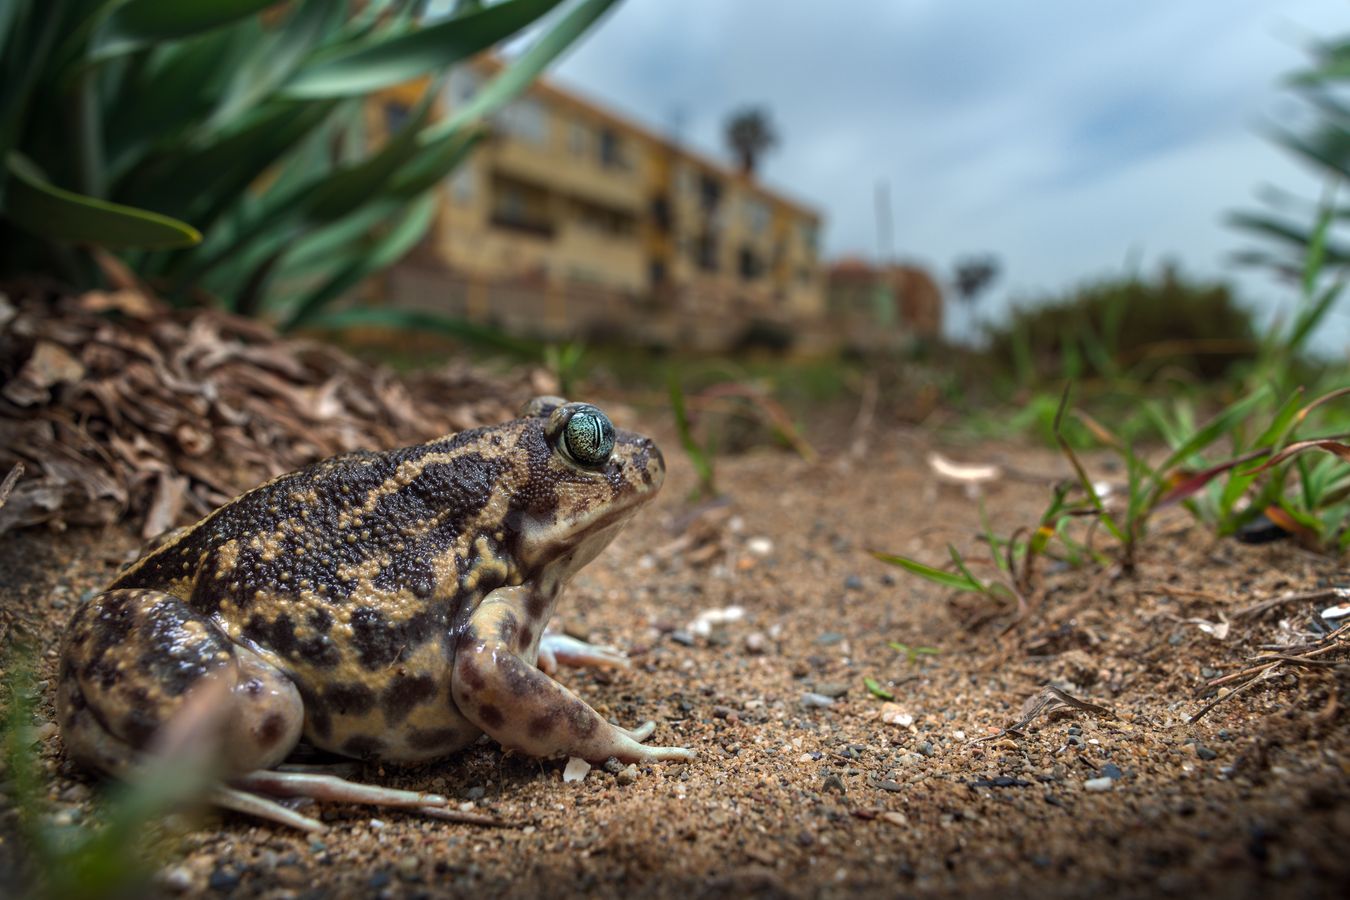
(217, 770), (450, 833)
(453, 588), (696, 764)
(536, 632), (630, 675)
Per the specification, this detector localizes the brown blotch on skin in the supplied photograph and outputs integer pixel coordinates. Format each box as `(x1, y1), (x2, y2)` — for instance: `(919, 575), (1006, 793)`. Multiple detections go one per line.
(478, 703), (504, 729)
(381, 672), (438, 726)
(257, 713), (287, 747)
(566, 701), (599, 738)
(457, 659), (486, 692)
(517, 624), (534, 651)
(525, 590), (550, 620)
(407, 727), (465, 751)
(324, 683), (375, 716)
(527, 711), (557, 739)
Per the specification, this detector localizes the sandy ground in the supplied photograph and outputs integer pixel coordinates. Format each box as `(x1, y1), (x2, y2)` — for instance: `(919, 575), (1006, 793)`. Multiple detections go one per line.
(3, 422), (1348, 899)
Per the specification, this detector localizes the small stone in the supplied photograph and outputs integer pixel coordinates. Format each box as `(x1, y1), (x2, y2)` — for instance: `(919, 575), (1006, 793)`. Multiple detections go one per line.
(822, 774), (847, 795)
(465, 785), (486, 800)
(1101, 763), (1124, 780)
(743, 631), (768, 655)
(800, 693), (836, 709)
(1196, 745), (1218, 761)
(875, 780), (904, 792)
(367, 871), (391, 890)
(746, 537), (773, 557)
(917, 741), (935, 757)
(879, 703), (913, 727)
(880, 811), (908, 826)
(395, 855), (421, 881)
(617, 764), (639, 786)
(563, 757), (591, 783)
(844, 575), (863, 591)
(1217, 729), (1233, 742)
(157, 866), (193, 893)
(670, 630), (696, 647)
(603, 756), (624, 775)
(208, 866), (241, 892)
(1083, 777), (1114, 792)
(815, 632), (845, 646)
(813, 682), (849, 699)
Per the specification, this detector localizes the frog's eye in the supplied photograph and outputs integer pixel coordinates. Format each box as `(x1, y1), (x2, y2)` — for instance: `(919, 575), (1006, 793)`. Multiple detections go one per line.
(557, 404), (615, 468)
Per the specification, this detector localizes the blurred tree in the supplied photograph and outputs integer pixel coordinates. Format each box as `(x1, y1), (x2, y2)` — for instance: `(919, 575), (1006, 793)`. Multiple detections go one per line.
(1230, 31), (1350, 279)
(953, 254), (1000, 303)
(725, 107), (779, 176)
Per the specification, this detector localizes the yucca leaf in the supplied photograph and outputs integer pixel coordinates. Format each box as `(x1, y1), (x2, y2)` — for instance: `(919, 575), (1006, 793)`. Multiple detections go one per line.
(94, 0), (283, 60)
(304, 306), (535, 356)
(283, 0), (566, 98)
(281, 193), (438, 330)
(4, 152), (200, 248)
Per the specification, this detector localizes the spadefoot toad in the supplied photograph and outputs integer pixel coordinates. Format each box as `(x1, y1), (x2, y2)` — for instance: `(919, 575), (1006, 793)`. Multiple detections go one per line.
(57, 397), (693, 830)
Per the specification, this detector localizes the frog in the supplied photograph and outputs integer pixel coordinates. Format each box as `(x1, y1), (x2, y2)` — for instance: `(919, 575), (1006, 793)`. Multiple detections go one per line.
(56, 397), (694, 831)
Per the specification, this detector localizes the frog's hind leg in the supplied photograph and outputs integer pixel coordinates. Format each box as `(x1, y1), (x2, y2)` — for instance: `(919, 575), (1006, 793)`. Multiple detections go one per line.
(57, 589), (305, 779)
(452, 586), (696, 764)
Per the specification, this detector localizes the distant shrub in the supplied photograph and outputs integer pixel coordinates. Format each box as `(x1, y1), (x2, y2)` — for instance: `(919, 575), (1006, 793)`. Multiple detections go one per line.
(985, 265), (1256, 383)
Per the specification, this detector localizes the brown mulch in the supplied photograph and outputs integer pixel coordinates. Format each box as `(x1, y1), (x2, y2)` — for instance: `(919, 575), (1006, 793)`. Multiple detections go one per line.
(0, 282), (544, 539)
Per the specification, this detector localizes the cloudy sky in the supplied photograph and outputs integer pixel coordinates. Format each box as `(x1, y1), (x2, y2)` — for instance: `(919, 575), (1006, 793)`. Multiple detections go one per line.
(544, 0), (1348, 346)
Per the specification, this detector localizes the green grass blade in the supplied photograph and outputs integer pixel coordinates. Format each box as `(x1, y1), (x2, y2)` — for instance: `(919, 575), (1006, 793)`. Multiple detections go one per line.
(1155, 385), (1273, 476)
(863, 677), (894, 701)
(282, 0), (566, 98)
(871, 551), (985, 593)
(4, 151), (200, 248)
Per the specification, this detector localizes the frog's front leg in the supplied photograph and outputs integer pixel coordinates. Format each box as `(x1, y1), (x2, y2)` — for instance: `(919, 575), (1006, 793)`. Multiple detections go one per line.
(452, 586), (695, 763)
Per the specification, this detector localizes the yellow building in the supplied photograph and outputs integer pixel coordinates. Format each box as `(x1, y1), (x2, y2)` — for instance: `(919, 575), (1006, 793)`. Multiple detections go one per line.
(375, 57), (826, 351)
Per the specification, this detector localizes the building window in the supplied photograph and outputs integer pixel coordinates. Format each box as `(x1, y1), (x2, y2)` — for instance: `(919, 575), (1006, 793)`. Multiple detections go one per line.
(448, 164), (475, 205)
(699, 174), (721, 212)
(383, 101), (410, 135)
(696, 233), (719, 272)
(569, 120), (589, 157)
(446, 67), (480, 106)
(744, 198), (770, 235)
(495, 97), (548, 146)
(599, 128), (626, 169)
(738, 246), (764, 280)
(799, 222), (819, 257)
(650, 194), (671, 233)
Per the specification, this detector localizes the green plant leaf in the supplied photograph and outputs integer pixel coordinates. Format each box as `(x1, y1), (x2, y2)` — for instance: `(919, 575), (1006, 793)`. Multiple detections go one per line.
(3, 152), (200, 248)
(870, 551), (986, 593)
(95, 0), (283, 60)
(281, 193), (438, 329)
(282, 0), (566, 98)
(1155, 385), (1273, 476)
(303, 306), (536, 356)
(863, 677), (894, 701)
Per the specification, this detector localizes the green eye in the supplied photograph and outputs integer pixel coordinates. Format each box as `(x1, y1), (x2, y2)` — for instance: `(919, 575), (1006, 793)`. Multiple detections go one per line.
(560, 405), (615, 467)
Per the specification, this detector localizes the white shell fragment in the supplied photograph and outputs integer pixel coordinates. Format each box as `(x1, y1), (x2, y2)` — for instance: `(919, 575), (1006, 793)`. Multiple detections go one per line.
(562, 757), (591, 783)
(1321, 603), (1350, 621)
(687, 605), (745, 638)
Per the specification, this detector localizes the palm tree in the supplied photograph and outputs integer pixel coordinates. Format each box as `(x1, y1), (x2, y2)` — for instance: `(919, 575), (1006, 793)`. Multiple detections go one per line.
(725, 107), (779, 177)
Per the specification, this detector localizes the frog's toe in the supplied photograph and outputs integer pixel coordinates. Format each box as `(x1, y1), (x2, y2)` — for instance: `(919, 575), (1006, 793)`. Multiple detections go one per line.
(216, 770), (451, 831)
(537, 632), (630, 675)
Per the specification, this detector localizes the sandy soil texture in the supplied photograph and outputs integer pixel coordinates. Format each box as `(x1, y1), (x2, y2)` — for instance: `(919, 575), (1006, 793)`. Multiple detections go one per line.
(2, 425), (1348, 899)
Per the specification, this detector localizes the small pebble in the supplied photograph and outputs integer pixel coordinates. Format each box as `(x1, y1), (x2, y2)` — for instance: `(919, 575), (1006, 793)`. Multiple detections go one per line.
(1196, 745), (1218, 761)
(813, 682), (849, 699)
(746, 536), (773, 556)
(815, 632), (845, 646)
(1101, 763), (1124, 781)
(368, 871), (391, 890)
(800, 692), (836, 709)
(603, 757), (624, 775)
(743, 631), (768, 655)
(822, 774), (847, 794)
(465, 785), (486, 800)
(157, 866), (193, 893)
(844, 575), (863, 591)
(617, 764), (639, 786)
(563, 757), (591, 783)
(670, 630), (696, 647)
(1083, 777), (1114, 792)
(395, 856), (421, 881)
(208, 866), (241, 892)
